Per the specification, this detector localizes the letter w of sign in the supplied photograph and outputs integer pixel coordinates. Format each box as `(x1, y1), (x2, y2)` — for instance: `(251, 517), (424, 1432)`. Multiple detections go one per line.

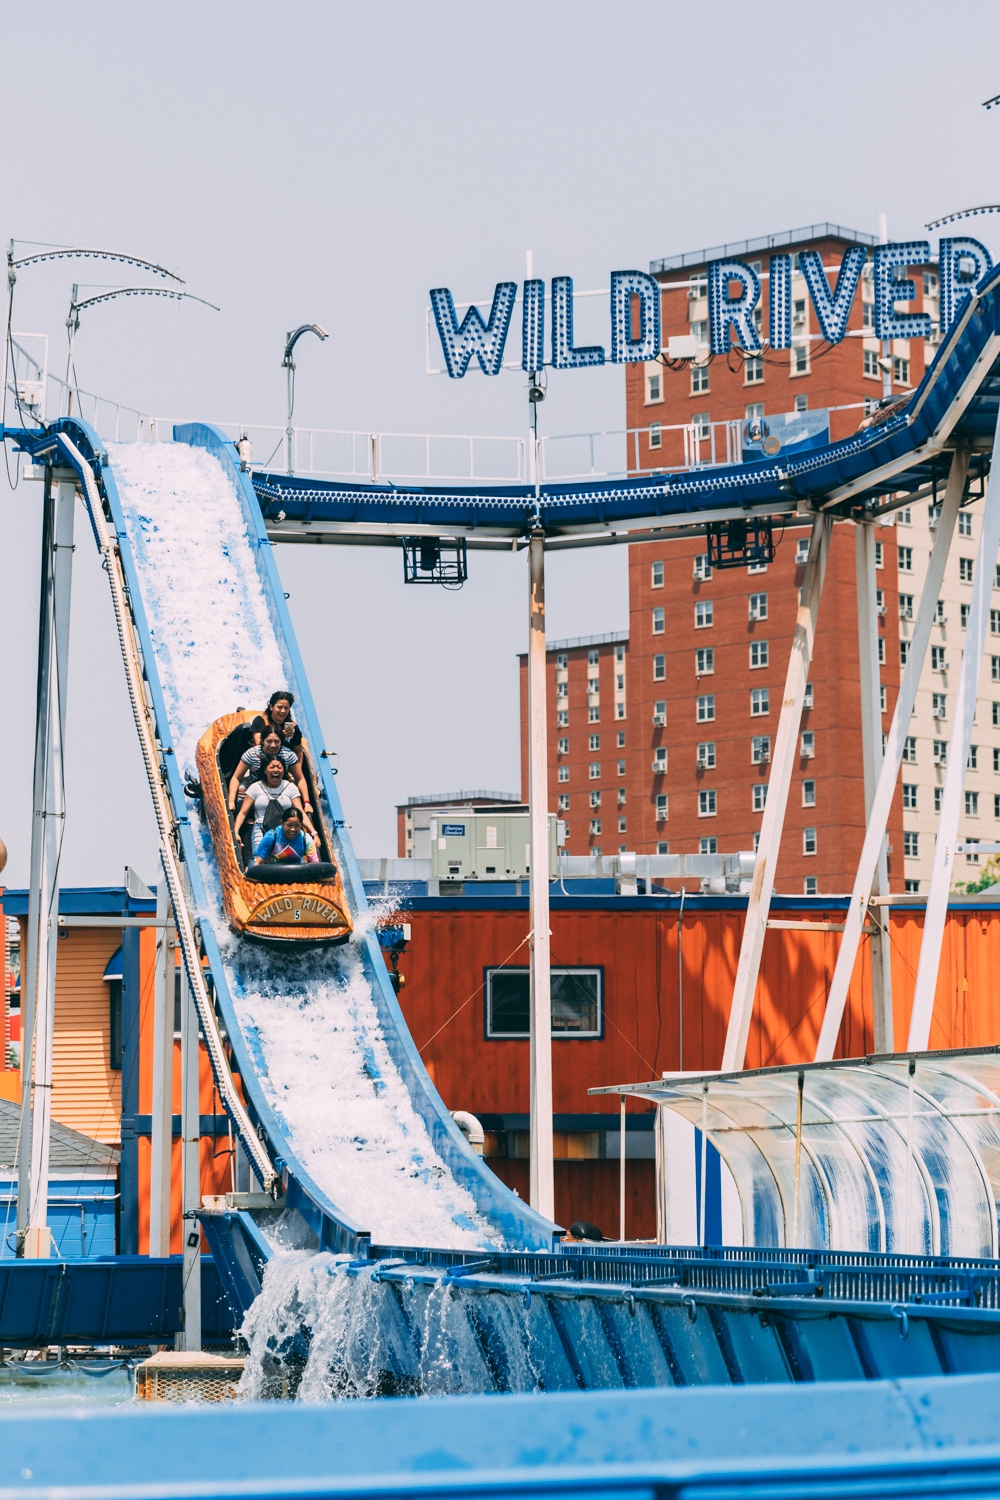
(430, 283), (518, 377)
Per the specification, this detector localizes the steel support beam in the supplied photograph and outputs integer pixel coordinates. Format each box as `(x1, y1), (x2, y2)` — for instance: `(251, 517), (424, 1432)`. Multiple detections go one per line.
(817, 451), (968, 1060)
(177, 966), (201, 1349)
(854, 521), (894, 1050)
(527, 532), (554, 1221)
(908, 422), (1000, 1049)
(721, 514), (831, 1073)
(17, 475), (75, 1256)
(149, 870), (174, 1258)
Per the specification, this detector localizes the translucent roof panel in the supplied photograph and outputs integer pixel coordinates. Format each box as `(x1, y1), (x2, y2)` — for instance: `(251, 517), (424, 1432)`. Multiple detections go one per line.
(592, 1049), (1000, 1255)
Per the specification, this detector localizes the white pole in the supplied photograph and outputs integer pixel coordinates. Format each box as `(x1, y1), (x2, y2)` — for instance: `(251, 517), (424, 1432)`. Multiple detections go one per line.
(618, 1093), (626, 1241)
(178, 966), (201, 1350)
(817, 452), (967, 1059)
(18, 476), (74, 1256)
(698, 1084), (708, 1247)
(722, 514), (831, 1072)
(527, 532), (554, 1221)
(908, 419), (1000, 1050)
(149, 867), (174, 1257)
(854, 521), (894, 1049)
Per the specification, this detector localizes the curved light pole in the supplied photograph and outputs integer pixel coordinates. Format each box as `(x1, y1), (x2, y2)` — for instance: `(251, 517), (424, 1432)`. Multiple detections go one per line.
(282, 323), (328, 474)
(64, 286), (219, 417)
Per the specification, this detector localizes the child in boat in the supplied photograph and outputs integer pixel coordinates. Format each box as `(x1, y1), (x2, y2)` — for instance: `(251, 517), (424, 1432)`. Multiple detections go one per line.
(228, 728), (304, 810)
(253, 806), (319, 866)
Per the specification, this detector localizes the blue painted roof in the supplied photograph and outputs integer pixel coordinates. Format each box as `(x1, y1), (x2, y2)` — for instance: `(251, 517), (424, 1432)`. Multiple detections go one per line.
(0, 887), (154, 917)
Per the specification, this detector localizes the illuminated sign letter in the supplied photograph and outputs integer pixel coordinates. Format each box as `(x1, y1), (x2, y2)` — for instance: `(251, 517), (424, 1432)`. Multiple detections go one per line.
(707, 260), (761, 354)
(873, 243), (932, 341)
(552, 275), (605, 369)
(430, 282), (518, 378)
(609, 270), (661, 363)
(769, 254), (792, 350)
(798, 244), (866, 344)
(522, 279), (545, 372)
(939, 237), (992, 338)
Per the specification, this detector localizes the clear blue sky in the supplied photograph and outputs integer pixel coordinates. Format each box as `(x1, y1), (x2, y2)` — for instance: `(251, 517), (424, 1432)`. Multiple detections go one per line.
(2, 0), (999, 886)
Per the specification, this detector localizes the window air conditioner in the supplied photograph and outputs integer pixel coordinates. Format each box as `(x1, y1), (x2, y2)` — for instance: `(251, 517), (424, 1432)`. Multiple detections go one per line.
(652, 712), (666, 727)
(652, 758), (667, 774)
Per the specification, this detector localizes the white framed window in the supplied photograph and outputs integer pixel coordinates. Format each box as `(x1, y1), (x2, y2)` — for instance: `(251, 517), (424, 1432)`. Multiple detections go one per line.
(646, 370), (662, 404)
(903, 783), (917, 810)
(655, 794), (668, 822)
(558, 793), (570, 811)
(696, 647), (714, 675)
(558, 766), (569, 783)
(615, 645), (625, 663)
(657, 841), (669, 854)
(588, 648), (599, 666)
(748, 560), (768, 575)
(803, 827), (817, 856)
(802, 779), (816, 807)
(690, 319), (708, 345)
(696, 740), (716, 768)
(617, 759), (626, 777)
(875, 542), (884, 568)
(931, 645), (947, 671)
(862, 301), (875, 329)
(905, 879), (920, 893)
(695, 600), (714, 628)
(893, 356), (910, 386)
(653, 654), (665, 680)
(618, 817), (627, 834)
(691, 363), (709, 394)
(698, 789), (717, 817)
(898, 546), (913, 571)
(649, 423), (662, 450)
(697, 694), (715, 722)
(794, 394), (808, 413)
(902, 736), (917, 762)
(749, 640), (769, 669)
(652, 748), (667, 773)
(880, 684), (887, 712)
(615, 702), (625, 720)
(804, 681), (814, 710)
(899, 593), (913, 618)
(966, 791), (980, 816)
(751, 735), (771, 764)
(935, 599), (946, 623)
(748, 592), (768, 620)
(900, 640), (910, 665)
(744, 354), (764, 384)
(746, 401), (764, 420)
(959, 510), (973, 538)
(933, 692), (946, 718)
(752, 784), (767, 813)
(993, 656), (1000, 682)
(801, 730), (815, 758)
(556, 652), (568, 669)
(903, 831), (919, 858)
(864, 348), (880, 379)
(898, 507), (911, 524)
(652, 607), (665, 634)
(652, 700), (666, 725)
(968, 745), (979, 770)
(557, 736), (569, 755)
(691, 410), (711, 440)
(557, 709), (568, 727)
(699, 837), (717, 854)
(589, 733), (600, 750)
(996, 794), (1000, 819)
(588, 707), (600, 723)
(557, 681), (568, 698)
(795, 536), (810, 564)
(934, 740), (948, 765)
(991, 608), (1000, 635)
(617, 730), (626, 747)
(751, 687), (770, 716)
(589, 762), (601, 780)
(651, 560), (664, 588)
(803, 876), (818, 895)
(791, 343), (809, 376)
(693, 553), (713, 581)
(485, 967), (603, 1039)
(960, 557), (974, 583)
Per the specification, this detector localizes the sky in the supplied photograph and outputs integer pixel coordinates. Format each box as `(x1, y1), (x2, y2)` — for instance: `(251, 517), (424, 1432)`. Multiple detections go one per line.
(2, 0), (1000, 889)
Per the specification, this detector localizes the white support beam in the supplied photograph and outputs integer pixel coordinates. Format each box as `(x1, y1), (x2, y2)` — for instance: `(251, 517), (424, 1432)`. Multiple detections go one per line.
(722, 514), (831, 1073)
(177, 966), (201, 1350)
(855, 521), (894, 1050)
(816, 451), (968, 1061)
(18, 476), (75, 1257)
(908, 427), (1000, 1049)
(148, 871), (174, 1258)
(527, 532), (554, 1221)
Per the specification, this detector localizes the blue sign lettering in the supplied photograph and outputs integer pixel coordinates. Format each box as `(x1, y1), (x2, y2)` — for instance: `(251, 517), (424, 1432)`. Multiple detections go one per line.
(939, 237), (992, 338)
(552, 275), (605, 369)
(521, 278), (545, 372)
(798, 245), (867, 344)
(873, 242), (932, 341)
(768, 254), (792, 350)
(708, 260), (762, 355)
(609, 270), (661, 362)
(430, 282), (517, 378)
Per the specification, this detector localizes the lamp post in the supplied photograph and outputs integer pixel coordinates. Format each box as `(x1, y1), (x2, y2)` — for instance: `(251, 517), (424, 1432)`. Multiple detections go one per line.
(64, 286), (219, 418)
(282, 324), (328, 474)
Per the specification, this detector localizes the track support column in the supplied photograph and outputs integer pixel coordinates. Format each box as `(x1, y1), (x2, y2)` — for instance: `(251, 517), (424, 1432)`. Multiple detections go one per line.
(18, 473), (75, 1257)
(722, 514), (830, 1072)
(908, 426), (1000, 1048)
(527, 531), (554, 1221)
(855, 520), (894, 1050)
(177, 966), (201, 1349)
(817, 451), (968, 1060)
(149, 865), (174, 1257)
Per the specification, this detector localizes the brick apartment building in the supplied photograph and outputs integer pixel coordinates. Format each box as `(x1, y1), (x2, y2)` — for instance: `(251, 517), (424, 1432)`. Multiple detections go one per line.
(519, 224), (998, 893)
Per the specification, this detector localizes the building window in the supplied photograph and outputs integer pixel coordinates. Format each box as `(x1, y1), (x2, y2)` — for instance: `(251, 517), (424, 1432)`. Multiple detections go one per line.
(652, 606), (665, 634)
(589, 733), (600, 750)
(617, 786), (626, 805)
(485, 967), (603, 1039)
(753, 784), (767, 813)
(744, 354), (764, 384)
(900, 640), (910, 665)
(696, 647), (714, 675)
(588, 707), (600, 723)
(897, 506), (911, 524)
(615, 702), (625, 720)
(864, 349), (880, 378)
(108, 977), (123, 1071)
(893, 356), (910, 386)
(748, 592), (768, 620)
(801, 730), (815, 758)
(751, 687), (769, 716)
(693, 553), (713, 581)
(969, 745), (979, 770)
(993, 657), (1000, 682)
(749, 640), (769, 669)
(802, 779), (816, 807)
(934, 740), (948, 765)
(558, 766), (569, 783)
(558, 793), (571, 814)
(935, 599), (946, 624)
(556, 681), (568, 699)
(652, 749), (667, 773)
(655, 794), (668, 821)
(903, 736), (917, 762)
(691, 410), (711, 440)
(931, 645), (947, 671)
(904, 879), (920, 893)
(880, 684), (887, 712)
(649, 422), (662, 450)
(795, 394), (809, 412)
(959, 509), (973, 537)
(804, 682), (814, 710)
(653, 654), (666, 681)
(934, 787), (943, 813)
(589, 817), (601, 834)
(796, 536), (810, 564)
(651, 560), (664, 588)
(903, 783), (917, 810)
(657, 841), (669, 854)
(903, 831), (919, 858)
(748, 560), (768, 575)
(653, 700), (666, 725)
(617, 759), (626, 777)
(898, 546), (913, 571)
(995, 747), (1000, 773)
(802, 876), (819, 896)
(647, 370), (662, 403)
(558, 736), (569, 754)
(931, 693), (946, 720)
(699, 789), (717, 817)
(589, 762), (601, 780)
(691, 363), (709, 394)
(751, 735), (771, 764)
(695, 600), (714, 628)
(960, 557), (974, 583)
(992, 609), (1000, 635)
(589, 791), (601, 810)
(617, 730), (626, 747)
(996, 794), (1000, 819)
(697, 740), (716, 768)
(557, 709), (568, 727)
(697, 694), (715, 722)
(899, 593), (914, 619)
(874, 543), (884, 569)
(618, 817), (627, 834)
(792, 343), (809, 375)
(803, 827), (817, 855)
(967, 839), (981, 864)
(966, 791), (980, 816)
(878, 637), (886, 666)
(700, 837), (718, 854)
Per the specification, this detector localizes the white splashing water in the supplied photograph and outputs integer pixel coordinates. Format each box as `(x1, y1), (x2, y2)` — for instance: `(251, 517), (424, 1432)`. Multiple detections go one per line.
(109, 442), (495, 1249)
